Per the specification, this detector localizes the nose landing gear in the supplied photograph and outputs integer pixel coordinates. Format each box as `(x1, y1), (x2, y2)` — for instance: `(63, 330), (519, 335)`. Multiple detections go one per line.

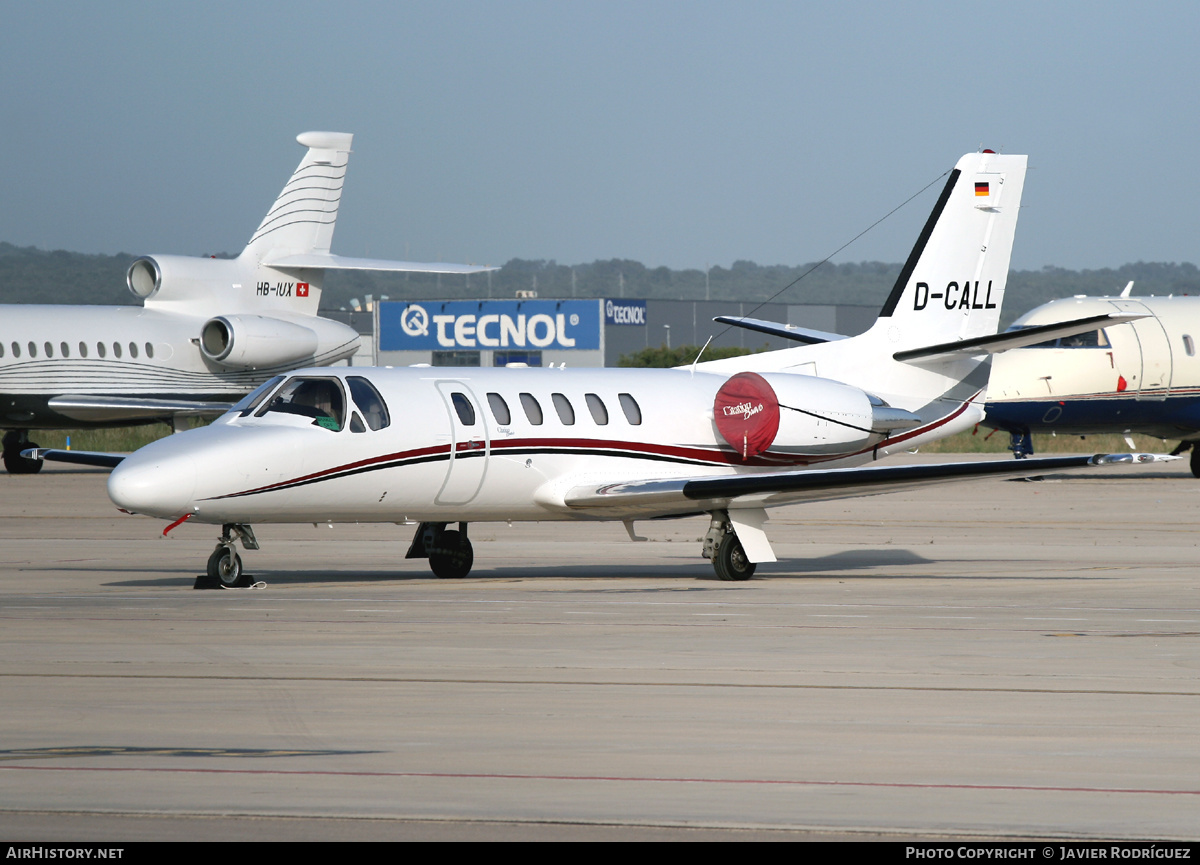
(200, 524), (259, 588)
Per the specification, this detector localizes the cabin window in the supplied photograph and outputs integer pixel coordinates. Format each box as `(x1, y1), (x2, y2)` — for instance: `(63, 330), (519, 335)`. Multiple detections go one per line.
(231, 375), (286, 417)
(113, 342), (122, 359)
(552, 393), (575, 425)
(28, 342), (36, 358)
(79, 342), (88, 358)
(618, 393), (642, 425)
(487, 392), (511, 425)
(1185, 335), (1196, 357)
(10, 342), (19, 358)
(129, 342), (138, 359)
(97, 342), (106, 358)
(585, 393), (609, 425)
(519, 392), (543, 425)
(0, 343), (4, 358)
(44, 342), (53, 358)
(347, 376), (390, 431)
(349, 412), (366, 433)
(145, 342), (154, 359)
(60, 342), (69, 358)
(256, 376), (346, 431)
(450, 392), (476, 426)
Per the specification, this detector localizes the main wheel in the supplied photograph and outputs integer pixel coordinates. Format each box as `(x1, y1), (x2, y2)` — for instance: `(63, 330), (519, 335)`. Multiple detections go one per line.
(2, 435), (42, 475)
(713, 534), (755, 581)
(428, 530), (474, 579)
(1190, 447), (1200, 479)
(207, 546), (245, 587)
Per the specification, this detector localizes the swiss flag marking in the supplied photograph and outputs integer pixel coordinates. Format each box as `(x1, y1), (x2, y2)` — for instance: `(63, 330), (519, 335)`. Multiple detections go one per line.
(296, 282), (309, 297)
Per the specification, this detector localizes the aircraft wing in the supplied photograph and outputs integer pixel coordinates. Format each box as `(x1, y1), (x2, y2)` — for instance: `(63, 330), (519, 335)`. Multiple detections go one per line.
(895, 313), (1147, 363)
(46, 395), (234, 424)
(712, 316), (846, 345)
(561, 453), (1174, 519)
(22, 448), (125, 468)
(265, 253), (497, 274)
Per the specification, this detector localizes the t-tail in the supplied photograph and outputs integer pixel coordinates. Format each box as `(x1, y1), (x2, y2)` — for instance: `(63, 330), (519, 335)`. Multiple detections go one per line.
(124, 131), (495, 319)
(865, 150), (1026, 356)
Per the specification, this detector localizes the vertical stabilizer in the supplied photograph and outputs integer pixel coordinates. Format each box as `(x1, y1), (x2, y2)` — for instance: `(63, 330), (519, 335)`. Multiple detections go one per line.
(242, 131), (353, 260)
(868, 151), (1027, 352)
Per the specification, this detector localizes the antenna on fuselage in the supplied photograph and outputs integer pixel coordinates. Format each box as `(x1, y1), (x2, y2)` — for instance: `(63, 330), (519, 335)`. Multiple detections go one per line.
(691, 336), (714, 375)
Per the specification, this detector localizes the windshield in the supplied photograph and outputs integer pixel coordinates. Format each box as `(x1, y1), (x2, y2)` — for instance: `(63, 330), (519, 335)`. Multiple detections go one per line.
(229, 375), (286, 417)
(255, 376), (347, 431)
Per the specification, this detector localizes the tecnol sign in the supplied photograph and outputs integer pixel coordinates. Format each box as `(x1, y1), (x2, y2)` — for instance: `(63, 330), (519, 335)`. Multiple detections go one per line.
(379, 300), (602, 351)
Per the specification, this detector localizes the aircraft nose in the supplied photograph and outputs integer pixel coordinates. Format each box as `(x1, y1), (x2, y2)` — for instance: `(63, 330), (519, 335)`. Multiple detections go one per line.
(108, 446), (198, 518)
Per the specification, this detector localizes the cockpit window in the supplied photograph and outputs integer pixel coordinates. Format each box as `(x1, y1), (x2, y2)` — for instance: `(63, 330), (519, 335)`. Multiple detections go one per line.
(256, 376), (346, 430)
(347, 376), (391, 431)
(1007, 325), (1110, 349)
(231, 375), (286, 417)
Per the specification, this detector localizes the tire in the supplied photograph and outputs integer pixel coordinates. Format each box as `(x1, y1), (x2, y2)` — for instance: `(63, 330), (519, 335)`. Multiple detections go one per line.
(428, 530), (474, 579)
(2, 438), (42, 475)
(713, 534), (755, 581)
(207, 546), (246, 588)
(1190, 448), (1200, 479)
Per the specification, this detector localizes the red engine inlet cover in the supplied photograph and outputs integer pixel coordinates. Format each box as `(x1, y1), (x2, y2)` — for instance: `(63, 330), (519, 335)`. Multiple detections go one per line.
(713, 372), (781, 459)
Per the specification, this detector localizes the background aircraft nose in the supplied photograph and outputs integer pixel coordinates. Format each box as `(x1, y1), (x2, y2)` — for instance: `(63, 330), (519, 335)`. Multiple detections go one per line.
(108, 448), (197, 518)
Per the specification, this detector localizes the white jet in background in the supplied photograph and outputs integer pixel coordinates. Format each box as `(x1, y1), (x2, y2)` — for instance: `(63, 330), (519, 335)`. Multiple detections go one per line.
(0, 131), (493, 473)
(96, 150), (1166, 585)
(985, 284), (1200, 475)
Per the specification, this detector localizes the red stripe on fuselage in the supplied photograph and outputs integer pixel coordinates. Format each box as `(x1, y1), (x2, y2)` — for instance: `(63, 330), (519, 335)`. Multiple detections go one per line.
(204, 397), (974, 501)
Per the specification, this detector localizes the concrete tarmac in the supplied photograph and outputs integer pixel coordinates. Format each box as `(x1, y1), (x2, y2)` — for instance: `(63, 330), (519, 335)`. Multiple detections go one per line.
(1, 455), (1198, 841)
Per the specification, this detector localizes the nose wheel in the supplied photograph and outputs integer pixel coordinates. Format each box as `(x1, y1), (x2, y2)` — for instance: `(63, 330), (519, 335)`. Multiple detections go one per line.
(207, 545), (244, 587)
(199, 524), (258, 588)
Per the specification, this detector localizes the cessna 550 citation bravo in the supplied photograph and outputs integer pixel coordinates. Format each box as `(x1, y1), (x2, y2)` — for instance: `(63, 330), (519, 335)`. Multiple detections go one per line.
(0, 131), (491, 474)
(88, 151), (1168, 584)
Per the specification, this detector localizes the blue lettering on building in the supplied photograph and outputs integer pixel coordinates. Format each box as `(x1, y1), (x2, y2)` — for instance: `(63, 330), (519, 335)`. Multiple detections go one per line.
(379, 300), (602, 351)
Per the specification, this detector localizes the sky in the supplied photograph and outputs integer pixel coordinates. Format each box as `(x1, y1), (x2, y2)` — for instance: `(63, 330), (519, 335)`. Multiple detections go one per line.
(1, 1), (1196, 274)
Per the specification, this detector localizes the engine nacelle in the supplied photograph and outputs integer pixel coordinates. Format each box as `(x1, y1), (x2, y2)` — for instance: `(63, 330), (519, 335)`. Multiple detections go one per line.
(715, 372), (916, 458)
(127, 255), (246, 304)
(200, 314), (319, 370)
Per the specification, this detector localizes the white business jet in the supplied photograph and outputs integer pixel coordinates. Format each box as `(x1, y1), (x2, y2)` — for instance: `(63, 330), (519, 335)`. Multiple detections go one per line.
(984, 285), (1200, 475)
(0, 131), (492, 474)
(91, 150), (1164, 585)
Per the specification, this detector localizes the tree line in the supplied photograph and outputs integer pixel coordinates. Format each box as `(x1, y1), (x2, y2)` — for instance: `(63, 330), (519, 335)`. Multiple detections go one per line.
(3, 242), (1198, 328)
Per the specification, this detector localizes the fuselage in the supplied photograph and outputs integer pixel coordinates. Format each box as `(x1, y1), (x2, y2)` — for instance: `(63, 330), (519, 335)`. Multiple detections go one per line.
(984, 295), (1200, 441)
(108, 364), (985, 525)
(0, 304), (359, 429)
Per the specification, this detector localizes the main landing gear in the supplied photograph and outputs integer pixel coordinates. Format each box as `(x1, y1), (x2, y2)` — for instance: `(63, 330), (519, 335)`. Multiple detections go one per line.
(1008, 429), (1034, 460)
(202, 524), (259, 588)
(2, 430), (42, 475)
(702, 512), (756, 581)
(406, 522), (474, 579)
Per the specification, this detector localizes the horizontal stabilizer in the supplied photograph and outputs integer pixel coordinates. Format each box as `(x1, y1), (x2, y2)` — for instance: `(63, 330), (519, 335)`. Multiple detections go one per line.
(713, 316), (845, 345)
(48, 395), (233, 424)
(22, 448), (125, 468)
(265, 253), (497, 275)
(893, 312), (1147, 363)
(563, 453), (1176, 517)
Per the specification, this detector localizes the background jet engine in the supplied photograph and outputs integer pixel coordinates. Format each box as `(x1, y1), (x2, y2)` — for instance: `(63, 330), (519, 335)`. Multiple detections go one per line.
(199, 314), (321, 370)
